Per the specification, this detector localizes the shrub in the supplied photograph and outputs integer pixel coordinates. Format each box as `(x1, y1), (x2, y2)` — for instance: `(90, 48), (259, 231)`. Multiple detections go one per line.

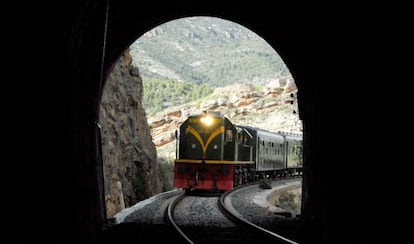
(158, 158), (174, 192)
(259, 178), (272, 189)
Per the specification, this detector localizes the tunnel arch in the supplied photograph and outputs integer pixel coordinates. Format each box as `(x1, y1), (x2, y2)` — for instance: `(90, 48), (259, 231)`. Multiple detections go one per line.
(68, 1), (321, 242)
(100, 14), (303, 219)
(22, 1), (410, 243)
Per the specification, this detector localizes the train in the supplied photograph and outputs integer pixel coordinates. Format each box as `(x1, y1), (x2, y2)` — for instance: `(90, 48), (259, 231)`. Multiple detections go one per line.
(173, 111), (303, 191)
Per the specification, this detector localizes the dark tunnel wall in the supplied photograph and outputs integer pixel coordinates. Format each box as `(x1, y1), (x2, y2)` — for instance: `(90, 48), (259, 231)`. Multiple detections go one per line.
(17, 1), (410, 243)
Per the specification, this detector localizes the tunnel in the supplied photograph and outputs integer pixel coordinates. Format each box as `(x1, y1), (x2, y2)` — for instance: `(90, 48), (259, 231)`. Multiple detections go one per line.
(18, 1), (410, 243)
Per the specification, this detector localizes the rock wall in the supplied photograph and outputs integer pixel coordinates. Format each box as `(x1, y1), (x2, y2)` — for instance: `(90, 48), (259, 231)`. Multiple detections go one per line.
(99, 49), (163, 218)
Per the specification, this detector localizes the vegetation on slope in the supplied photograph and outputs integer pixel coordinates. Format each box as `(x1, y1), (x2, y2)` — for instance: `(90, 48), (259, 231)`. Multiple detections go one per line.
(143, 78), (214, 116)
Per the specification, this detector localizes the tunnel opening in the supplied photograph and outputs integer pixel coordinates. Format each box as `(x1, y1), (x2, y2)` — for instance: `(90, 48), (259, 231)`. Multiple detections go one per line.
(22, 1), (411, 243)
(98, 15), (304, 241)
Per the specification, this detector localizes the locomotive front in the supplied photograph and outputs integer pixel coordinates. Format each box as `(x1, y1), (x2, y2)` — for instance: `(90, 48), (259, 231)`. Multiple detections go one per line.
(174, 112), (237, 191)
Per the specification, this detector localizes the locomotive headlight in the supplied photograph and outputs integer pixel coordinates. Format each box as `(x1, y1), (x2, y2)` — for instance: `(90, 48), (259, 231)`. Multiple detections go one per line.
(200, 115), (214, 126)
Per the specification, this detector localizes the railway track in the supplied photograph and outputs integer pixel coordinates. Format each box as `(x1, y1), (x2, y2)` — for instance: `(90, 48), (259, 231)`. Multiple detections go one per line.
(166, 186), (299, 244)
(98, 179), (301, 243)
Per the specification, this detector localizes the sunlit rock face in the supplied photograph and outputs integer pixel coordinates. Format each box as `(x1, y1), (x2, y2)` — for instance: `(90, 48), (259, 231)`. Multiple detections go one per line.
(99, 49), (163, 217)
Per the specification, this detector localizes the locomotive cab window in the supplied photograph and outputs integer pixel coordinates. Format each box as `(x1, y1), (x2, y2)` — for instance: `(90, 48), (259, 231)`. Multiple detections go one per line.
(225, 128), (233, 142)
(243, 135), (248, 145)
(224, 128), (233, 142)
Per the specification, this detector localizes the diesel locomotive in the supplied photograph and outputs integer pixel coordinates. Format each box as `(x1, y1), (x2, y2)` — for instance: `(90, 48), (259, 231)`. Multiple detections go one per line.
(173, 111), (302, 191)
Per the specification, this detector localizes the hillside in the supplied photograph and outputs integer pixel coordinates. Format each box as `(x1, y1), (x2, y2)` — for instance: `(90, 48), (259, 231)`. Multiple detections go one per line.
(129, 16), (290, 87)
(129, 16), (301, 161)
(142, 79), (214, 116)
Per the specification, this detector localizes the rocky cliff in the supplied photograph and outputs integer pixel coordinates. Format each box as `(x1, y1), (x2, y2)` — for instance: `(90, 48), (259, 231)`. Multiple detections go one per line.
(99, 49), (163, 218)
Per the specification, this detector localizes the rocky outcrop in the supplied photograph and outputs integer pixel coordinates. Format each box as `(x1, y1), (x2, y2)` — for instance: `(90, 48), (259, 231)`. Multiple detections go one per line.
(99, 49), (163, 218)
(149, 75), (302, 159)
